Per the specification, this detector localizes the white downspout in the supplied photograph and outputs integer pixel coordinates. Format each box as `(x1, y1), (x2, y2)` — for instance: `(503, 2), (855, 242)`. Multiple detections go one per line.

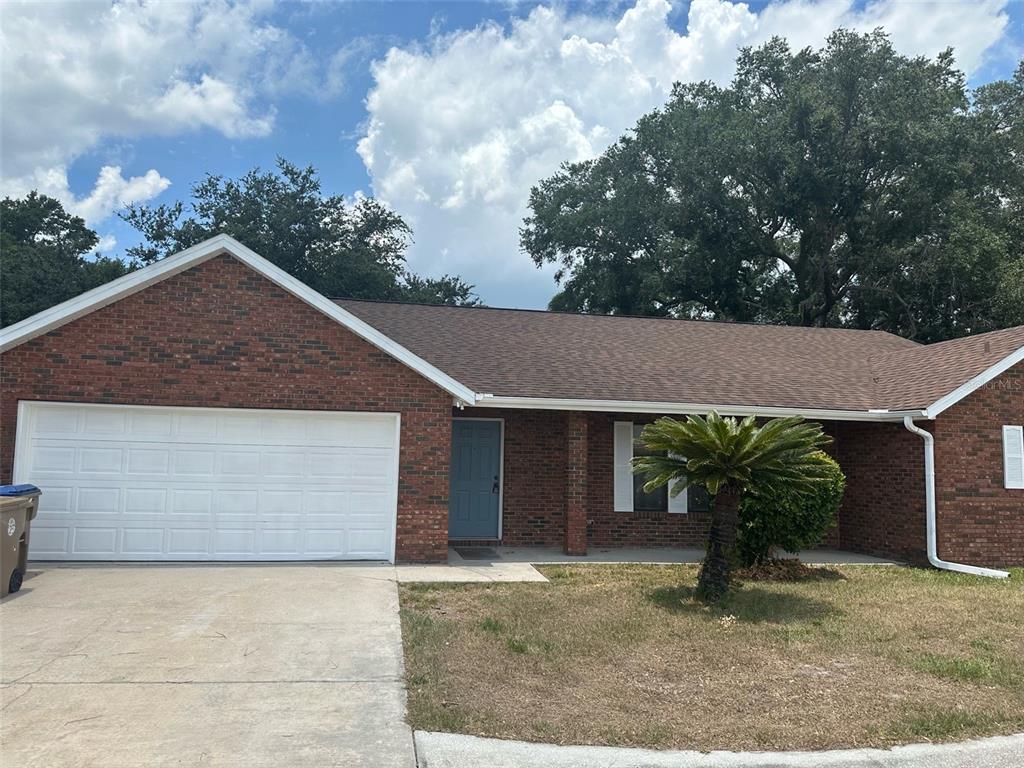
(902, 416), (1009, 579)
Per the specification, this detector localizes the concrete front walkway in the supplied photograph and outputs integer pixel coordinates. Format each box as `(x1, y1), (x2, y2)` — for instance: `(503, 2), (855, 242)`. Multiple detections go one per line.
(415, 731), (1024, 768)
(1, 564), (415, 768)
(393, 546), (896, 585)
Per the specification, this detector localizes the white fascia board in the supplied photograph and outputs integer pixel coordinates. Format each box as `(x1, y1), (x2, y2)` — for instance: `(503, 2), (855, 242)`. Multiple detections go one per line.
(0, 233), (478, 404)
(924, 345), (1024, 419)
(475, 395), (926, 423)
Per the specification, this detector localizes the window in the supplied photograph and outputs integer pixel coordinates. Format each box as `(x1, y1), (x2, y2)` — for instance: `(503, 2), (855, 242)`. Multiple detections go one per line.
(1004, 425), (1024, 490)
(614, 421), (690, 514)
(633, 425), (668, 511)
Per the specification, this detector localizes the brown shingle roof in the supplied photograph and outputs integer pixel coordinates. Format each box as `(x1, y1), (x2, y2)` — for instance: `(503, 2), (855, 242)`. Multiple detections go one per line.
(336, 300), (1022, 412)
(869, 325), (1024, 411)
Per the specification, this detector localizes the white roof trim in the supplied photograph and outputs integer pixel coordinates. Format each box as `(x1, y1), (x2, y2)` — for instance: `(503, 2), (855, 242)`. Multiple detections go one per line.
(474, 395), (927, 422)
(0, 234), (478, 403)
(924, 344), (1024, 419)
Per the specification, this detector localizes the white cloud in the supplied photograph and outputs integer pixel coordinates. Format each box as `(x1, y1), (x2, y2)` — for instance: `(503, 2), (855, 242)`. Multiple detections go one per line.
(0, 0), (336, 223)
(359, 0), (1011, 308)
(94, 234), (119, 255)
(1, 165), (172, 226)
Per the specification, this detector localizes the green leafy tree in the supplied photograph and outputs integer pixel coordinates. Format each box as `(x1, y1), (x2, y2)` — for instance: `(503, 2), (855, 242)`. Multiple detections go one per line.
(737, 451), (845, 566)
(1, 193), (129, 327)
(523, 31), (1024, 341)
(122, 158), (479, 305)
(633, 413), (830, 601)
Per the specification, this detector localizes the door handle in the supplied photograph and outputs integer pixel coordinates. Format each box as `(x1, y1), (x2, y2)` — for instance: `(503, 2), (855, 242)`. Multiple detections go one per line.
(492, 475), (499, 494)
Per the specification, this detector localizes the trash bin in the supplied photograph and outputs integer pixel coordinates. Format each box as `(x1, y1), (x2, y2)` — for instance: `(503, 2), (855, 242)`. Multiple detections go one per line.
(0, 484), (41, 597)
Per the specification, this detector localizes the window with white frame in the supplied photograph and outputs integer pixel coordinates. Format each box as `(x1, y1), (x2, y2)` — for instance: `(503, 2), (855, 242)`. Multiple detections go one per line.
(1003, 425), (1024, 489)
(613, 421), (710, 513)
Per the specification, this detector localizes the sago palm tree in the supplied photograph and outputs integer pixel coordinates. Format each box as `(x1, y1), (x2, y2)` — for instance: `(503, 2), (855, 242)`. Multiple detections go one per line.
(633, 412), (830, 601)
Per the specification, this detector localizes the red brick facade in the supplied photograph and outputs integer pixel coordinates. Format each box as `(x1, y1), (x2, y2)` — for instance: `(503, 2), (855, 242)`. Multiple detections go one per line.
(833, 364), (1023, 567)
(933, 363), (1023, 566)
(2, 253), (1019, 566)
(832, 421), (927, 563)
(466, 409), (716, 550)
(0, 254), (452, 563)
(472, 397), (1021, 566)
(564, 412), (588, 554)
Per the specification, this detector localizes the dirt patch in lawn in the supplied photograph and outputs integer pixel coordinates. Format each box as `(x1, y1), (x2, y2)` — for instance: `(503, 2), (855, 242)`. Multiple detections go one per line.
(399, 564), (1024, 752)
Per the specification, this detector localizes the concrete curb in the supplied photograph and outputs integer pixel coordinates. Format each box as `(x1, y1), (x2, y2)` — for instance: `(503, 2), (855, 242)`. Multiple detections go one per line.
(414, 730), (1024, 768)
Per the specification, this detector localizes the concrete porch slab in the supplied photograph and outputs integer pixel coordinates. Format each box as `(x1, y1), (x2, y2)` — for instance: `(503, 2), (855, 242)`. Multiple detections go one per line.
(394, 547), (897, 584)
(460, 546), (899, 566)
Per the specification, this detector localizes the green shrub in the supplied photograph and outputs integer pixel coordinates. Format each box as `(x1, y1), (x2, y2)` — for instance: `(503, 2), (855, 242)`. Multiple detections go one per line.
(737, 451), (845, 566)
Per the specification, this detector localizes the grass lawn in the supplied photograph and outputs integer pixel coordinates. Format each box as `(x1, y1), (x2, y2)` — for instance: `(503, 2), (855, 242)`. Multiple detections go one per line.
(399, 564), (1024, 752)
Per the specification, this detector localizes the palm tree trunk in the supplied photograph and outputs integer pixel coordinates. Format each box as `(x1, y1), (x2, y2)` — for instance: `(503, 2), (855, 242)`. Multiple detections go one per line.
(697, 486), (741, 602)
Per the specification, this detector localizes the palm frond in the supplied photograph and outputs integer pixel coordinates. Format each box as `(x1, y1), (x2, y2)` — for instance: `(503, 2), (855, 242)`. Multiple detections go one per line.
(633, 411), (830, 500)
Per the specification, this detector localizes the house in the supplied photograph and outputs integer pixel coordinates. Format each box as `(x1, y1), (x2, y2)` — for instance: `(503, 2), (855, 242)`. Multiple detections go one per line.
(1, 235), (1021, 566)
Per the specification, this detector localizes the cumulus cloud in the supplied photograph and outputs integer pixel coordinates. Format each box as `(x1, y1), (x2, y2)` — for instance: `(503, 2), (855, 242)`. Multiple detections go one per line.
(359, 0), (1011, 307)
(0, 0), (333, 223)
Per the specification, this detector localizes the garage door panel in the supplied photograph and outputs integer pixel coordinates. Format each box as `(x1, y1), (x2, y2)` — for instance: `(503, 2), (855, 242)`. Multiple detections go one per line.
(126, 449), (171, 475)
(214, 529), (257, 556)
(78, 487), (121, 515)
(125, 488), (168, 515)
(33, 446), (77, 473)
(128, 410), (174, 437)
(174, 451), (217, 475)
(73, 527), (118, 555)
(31, 527), (70, 555)
(168, 528), (211, 556)
(38, 487), (73, 515)
(122, 528), (165, 555)
(16, 403), (399, 561)
(83, 408), (127, 435)
(348, 528), (389, 557)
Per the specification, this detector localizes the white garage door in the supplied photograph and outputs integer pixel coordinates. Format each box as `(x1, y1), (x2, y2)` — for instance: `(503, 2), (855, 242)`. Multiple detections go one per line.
(14, 402), (400, 562)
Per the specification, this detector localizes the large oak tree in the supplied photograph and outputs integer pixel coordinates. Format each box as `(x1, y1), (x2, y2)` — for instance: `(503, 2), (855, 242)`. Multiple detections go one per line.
(123, 158), (480, 306)
(522, 31), (1024, 341)
(1, 193), (129, 327)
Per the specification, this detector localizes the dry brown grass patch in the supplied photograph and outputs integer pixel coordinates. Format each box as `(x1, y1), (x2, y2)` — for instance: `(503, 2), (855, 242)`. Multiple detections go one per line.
(399, 564), (1024, 751)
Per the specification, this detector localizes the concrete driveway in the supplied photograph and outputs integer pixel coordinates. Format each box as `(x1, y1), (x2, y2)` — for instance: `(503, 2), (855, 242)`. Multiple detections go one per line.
(0, 564), (415, 768)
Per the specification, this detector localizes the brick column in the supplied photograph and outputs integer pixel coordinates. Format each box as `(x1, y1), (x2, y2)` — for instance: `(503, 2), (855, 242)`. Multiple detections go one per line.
(564, 411), (588, 555)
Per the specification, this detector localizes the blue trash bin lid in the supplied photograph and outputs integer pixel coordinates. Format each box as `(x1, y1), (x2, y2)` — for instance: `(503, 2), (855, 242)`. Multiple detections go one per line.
(0, 484), (41, 496)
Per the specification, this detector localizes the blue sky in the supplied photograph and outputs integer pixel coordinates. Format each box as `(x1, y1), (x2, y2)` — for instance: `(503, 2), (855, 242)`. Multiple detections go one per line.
(3, 0), (1022, 308)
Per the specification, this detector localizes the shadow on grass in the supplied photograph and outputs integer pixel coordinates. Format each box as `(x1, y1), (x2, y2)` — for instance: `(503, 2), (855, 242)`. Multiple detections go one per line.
(646, 584), (838, 624)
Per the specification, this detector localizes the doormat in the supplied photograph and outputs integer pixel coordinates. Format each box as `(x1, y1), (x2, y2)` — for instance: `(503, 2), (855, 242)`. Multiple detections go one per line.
(454, 547), (499, 560)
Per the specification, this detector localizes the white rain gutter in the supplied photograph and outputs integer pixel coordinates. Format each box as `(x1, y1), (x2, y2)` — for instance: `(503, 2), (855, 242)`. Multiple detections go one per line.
(902, 416), (1009, 579)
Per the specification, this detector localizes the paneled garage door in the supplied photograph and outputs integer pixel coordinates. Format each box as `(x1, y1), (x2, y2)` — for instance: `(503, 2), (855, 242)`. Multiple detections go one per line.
(13, 402), (400, 561)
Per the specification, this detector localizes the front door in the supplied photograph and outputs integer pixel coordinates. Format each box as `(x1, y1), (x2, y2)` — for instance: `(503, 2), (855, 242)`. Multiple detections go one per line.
(449, 419), (501, 539)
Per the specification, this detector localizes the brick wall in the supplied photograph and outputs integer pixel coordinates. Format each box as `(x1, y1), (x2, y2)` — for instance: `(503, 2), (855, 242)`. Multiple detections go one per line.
(933, 363), (1024, 566)
(832, 421), (927, 563)
(471, 409), (716, 549)
(564, 411), (588, 554)
(474, 408), (851, 551)
(0, 254), (452, 563)
(834, 363), (1024, 567)
(458, 407), (568, 547)
(585, 413), (715, 548)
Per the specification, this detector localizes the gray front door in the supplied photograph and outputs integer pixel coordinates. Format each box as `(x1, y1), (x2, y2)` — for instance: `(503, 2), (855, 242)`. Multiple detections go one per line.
(449, 420), (501, 539)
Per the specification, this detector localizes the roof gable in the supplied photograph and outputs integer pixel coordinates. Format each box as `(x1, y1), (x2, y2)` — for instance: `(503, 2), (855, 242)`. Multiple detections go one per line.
(0, 234), (477, 404)
(4, 235), (1018, 420)
(870, 326), (1024, 416)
